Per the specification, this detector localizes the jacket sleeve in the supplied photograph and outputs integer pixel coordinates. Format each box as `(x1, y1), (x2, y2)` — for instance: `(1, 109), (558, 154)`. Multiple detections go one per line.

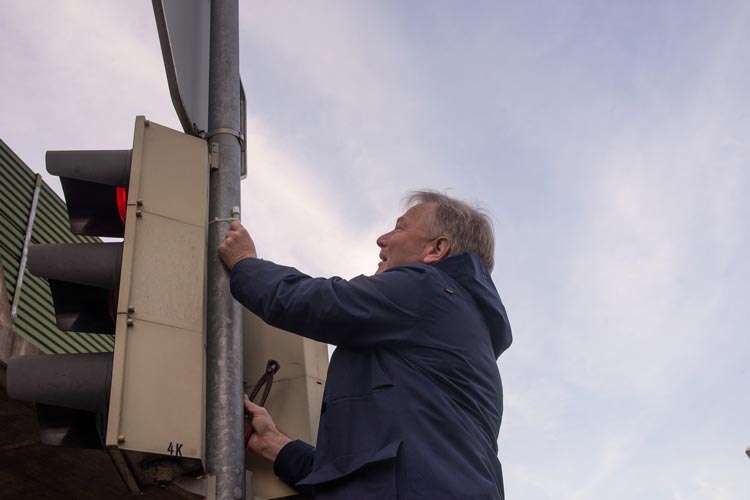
(229, 258), (429, 347)
(274, 440), (315, 497)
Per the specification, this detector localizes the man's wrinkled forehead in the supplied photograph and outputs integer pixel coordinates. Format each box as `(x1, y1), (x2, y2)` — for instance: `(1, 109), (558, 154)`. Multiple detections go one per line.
(397, 206), (419, 226)
(399, 203), (437, 229)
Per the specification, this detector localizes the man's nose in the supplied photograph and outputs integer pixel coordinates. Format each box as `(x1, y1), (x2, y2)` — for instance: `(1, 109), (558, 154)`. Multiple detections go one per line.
(376, 232), (390, 248)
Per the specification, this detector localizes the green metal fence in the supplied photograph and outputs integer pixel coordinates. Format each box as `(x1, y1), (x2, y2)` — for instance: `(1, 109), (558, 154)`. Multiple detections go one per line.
(1, 139), (114, 353)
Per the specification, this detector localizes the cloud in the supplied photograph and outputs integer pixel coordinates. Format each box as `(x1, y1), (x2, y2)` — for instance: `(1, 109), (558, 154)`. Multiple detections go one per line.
(670, 463), (750, 500)
(554, 46), (748, 397)
(240, 114), (386, 279)
(0, 0), (177, 196)
(498, 4), (750, 498)
(238, 1), (486, 215)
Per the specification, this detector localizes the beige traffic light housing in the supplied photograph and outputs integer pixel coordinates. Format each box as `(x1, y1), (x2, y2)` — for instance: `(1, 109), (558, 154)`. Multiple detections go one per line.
(106, 116), (208, 491)
(243, 309), (329, 499)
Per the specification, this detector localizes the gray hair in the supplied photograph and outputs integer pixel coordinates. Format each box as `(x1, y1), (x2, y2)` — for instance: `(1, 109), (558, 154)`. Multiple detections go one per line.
(404, 190), (495, 272)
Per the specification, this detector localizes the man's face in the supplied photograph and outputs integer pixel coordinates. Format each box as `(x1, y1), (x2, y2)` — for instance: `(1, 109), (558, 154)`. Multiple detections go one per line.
(375, 202), (438, 274)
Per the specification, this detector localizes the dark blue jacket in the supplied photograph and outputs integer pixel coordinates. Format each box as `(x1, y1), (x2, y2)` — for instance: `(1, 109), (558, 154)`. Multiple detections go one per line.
(230, 253), (512, 499)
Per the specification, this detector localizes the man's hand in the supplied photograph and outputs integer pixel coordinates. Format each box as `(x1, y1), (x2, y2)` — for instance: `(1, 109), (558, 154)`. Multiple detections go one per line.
(244, 395), (292, 462)
(219, 221), (257, 270)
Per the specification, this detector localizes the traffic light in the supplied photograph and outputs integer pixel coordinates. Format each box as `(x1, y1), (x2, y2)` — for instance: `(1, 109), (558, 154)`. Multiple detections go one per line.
(7, 116), (209, 492)
(243, 310), (329, 499)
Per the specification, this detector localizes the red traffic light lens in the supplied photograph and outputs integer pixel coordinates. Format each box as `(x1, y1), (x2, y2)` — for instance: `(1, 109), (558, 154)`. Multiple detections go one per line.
(116, 186), (127, 225)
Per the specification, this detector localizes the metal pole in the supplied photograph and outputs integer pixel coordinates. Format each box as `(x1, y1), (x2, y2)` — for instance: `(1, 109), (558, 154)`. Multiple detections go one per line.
(11, 174), (42, 323)
(206, 0), (245, 499)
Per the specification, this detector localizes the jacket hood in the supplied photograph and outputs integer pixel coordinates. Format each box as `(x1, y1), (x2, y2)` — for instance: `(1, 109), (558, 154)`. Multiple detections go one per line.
(433, 253), (512, 358)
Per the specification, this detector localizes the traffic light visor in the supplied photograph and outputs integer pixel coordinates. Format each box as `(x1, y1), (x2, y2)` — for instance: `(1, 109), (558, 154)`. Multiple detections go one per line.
(46, 150), (131, 237)
(28, 243), (123, 334)
(7, 353), (113, 448)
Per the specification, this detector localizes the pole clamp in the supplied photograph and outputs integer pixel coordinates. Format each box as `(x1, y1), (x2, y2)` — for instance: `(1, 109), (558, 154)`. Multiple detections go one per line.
(205, 127), (245, 147)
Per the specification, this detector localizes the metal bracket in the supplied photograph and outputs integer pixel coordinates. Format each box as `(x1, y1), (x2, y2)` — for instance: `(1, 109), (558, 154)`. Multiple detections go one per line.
(209, 142), (220, 171)
(206, 128), (245, 174)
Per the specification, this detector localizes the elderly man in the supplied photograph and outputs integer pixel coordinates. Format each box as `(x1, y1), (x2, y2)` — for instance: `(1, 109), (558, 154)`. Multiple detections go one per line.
(219, 191), (512, 499)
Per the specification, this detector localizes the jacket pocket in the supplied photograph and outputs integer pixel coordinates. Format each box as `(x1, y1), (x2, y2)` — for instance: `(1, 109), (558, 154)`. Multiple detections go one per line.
(318, 382), (398, 460)
(297, 440), (402, 500)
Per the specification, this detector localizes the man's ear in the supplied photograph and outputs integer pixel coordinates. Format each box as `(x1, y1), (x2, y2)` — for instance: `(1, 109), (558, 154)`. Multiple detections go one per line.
(423, 236), (451, 265)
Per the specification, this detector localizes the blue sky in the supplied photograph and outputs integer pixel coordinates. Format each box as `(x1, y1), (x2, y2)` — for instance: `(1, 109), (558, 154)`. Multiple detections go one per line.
(2, 1), (749, 498)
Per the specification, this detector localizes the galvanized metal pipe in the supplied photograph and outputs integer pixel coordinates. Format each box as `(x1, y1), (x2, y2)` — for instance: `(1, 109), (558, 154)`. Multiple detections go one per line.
(11, 174), (42, 323)
(206, 0), (245, 499)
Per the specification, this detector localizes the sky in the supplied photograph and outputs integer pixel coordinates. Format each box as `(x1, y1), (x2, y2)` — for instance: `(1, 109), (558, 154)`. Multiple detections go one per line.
(2, 1), (749, 498)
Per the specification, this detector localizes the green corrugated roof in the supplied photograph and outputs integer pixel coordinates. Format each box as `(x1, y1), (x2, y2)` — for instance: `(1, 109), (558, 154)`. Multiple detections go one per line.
(1, 139), (114, 353)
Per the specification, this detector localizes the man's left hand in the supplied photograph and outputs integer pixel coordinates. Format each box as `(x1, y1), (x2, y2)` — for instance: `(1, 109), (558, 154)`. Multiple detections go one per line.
(218, 220), (258, 270)
(244, 395), (292, 462)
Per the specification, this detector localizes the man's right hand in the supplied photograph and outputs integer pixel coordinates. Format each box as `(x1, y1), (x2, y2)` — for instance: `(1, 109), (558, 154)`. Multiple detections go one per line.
(219, 221), (258, 271)
(244, 395), (293, 463)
